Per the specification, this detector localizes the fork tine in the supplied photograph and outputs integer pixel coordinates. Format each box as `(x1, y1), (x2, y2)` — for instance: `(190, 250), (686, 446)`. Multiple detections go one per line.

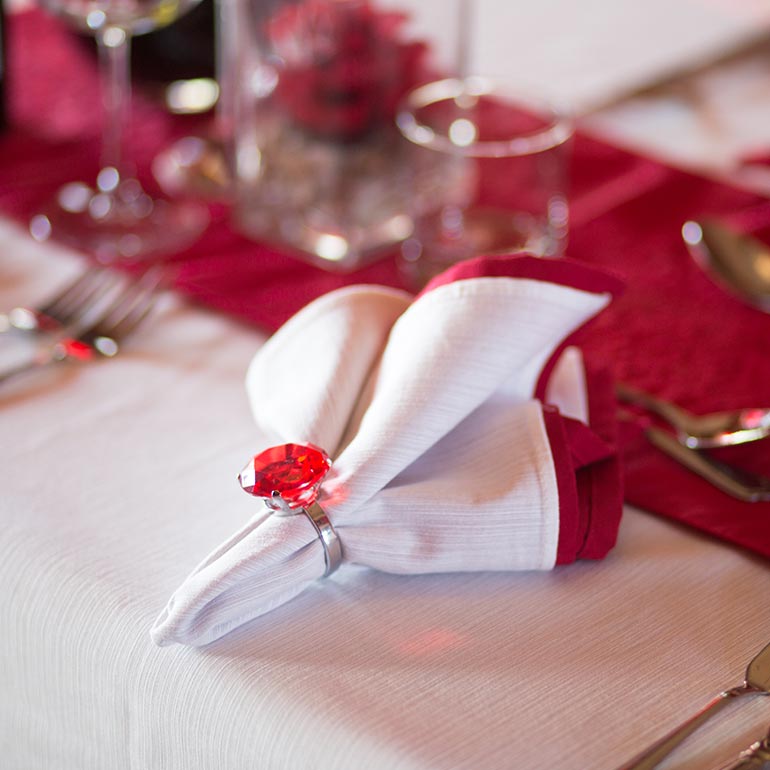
(85, 267), (165, 341)
(35, 270), (99, 317)
(104, 289), (159, 341)
(38, 268), (117, 323)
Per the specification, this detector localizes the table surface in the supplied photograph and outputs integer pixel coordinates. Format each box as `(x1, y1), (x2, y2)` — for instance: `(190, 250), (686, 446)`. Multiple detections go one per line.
(4, 3), (770, 769)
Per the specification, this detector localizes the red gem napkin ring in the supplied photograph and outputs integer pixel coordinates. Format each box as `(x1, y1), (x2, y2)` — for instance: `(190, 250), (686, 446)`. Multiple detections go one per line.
(237, 443), (342, 576)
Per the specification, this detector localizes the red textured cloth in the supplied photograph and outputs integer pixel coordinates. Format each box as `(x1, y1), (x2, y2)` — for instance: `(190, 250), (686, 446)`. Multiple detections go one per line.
(3, 10), (770, 560)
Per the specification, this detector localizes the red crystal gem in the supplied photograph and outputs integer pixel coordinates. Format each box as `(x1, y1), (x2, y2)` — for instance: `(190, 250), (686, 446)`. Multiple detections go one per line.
(58, 338), (94, 361)
(238, 443), (331, 509)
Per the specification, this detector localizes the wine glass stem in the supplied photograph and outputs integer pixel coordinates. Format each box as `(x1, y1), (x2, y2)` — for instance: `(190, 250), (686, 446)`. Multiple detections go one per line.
(215, 0), (237, 171)
(96, 25), (132, 179)
(457, 0), (471, 77)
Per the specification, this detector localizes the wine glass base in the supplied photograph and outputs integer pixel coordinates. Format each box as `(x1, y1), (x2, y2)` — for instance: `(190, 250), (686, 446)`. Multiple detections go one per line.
(30, 180), (210, 263)
(397, 206), (560, 289)
(153, 135), (232, 203)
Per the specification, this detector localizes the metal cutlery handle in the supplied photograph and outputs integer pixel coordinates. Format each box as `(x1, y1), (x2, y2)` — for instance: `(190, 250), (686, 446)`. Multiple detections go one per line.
(726, 756), (770, 769)
(722, 737), (770, 770)
(616, 383), (770, 449)
(646, 427), (770, 503)
(616, 383), (694, 431)
(615, 685), (756, 770)
(0, 354), (57, 386)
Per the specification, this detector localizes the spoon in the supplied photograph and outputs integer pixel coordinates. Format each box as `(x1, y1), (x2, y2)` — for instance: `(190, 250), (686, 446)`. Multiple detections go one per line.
(643, 426), (770, 502)
(614, 640), (770, 770)
(616, 383), (770, 450)
(682, 219), (770, 312)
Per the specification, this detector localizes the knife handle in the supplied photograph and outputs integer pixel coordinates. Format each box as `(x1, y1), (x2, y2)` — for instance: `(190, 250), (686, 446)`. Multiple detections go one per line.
(615, 685), (756, 770)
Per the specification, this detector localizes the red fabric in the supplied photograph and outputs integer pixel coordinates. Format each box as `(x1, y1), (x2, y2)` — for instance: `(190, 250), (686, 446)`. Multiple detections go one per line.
(4, 10), (770, 560)
(543, 407), (580, 563)
(418, 253), (624, 299)
(572, 365), (625, 560)
(544, 366), (623, 565)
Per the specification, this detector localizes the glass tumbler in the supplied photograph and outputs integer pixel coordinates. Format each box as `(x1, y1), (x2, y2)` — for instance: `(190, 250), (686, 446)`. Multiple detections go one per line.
(396, 76), (573, 287)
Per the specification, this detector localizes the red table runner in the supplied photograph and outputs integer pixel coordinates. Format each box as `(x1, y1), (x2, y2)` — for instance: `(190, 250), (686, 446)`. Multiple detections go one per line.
(4, 10), (770, 560)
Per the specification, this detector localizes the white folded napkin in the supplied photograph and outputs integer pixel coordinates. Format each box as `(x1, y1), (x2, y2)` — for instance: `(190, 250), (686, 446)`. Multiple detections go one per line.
(152, 256), (622, 647)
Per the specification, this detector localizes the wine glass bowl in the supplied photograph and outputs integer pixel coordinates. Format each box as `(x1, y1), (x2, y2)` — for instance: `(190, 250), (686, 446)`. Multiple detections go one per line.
(37, 0), (204, 36)
(33, 0), (209, 262)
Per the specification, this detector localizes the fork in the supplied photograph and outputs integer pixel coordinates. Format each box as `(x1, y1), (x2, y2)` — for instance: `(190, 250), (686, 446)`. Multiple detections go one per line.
(0, 268), (164, 386)
(0, 267), (125, 335)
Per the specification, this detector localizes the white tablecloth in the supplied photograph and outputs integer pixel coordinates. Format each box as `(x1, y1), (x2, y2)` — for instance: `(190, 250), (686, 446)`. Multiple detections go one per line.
(1, 219), (770, 770)
(5, 1), (770, 765)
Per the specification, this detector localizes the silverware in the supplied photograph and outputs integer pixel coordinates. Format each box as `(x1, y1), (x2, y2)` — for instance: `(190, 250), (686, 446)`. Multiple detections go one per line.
(614, 641), (770, 770)
(0, 267), (123, 335)
(616, 383), (770, 450)
(0, 268), (163, 387)
(682, 219), (770, 313)
(645, 427), (770, 502)
(720, 725), (770, 769)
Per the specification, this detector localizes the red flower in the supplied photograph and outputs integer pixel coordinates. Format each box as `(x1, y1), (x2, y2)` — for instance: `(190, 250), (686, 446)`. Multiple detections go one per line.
(268, 0), (427, 141)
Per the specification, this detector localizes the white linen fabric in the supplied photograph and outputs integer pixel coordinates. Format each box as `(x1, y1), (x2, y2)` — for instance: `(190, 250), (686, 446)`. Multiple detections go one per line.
(152, 274), (612, 647)
(8, 9), (770, 764)
(5, 224), (770, 770)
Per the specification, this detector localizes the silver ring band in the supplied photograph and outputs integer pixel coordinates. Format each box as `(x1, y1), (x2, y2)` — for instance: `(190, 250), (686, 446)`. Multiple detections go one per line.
(301, 501), (343, 577)
(267, 491), (342, 577)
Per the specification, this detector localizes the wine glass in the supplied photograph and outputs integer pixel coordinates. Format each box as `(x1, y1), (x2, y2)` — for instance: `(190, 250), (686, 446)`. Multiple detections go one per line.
(31, 0), (210, 262)
(151, 0), (235, 202)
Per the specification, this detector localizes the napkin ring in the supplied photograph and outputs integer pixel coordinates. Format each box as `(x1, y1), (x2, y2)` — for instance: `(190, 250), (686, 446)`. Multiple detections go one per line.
(268, 493), (342, 576)
(238, 443), (343, 577)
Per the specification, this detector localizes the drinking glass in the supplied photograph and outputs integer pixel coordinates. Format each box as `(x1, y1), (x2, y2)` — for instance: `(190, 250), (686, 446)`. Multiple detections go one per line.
(152, 0), (235, 202)
(231, 0), (466, 272)
(31, 0), (209, 261)
(396, 76), (573, 287)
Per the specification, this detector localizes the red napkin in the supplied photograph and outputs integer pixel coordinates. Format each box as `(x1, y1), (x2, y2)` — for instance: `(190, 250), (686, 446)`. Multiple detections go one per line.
(3, 10), (770, 559)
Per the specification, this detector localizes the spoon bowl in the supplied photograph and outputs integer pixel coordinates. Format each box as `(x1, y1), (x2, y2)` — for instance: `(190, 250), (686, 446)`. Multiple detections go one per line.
(615, 640), (770, 770)
(616, 383), (770, 449)
(682, 219), (770, 312)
